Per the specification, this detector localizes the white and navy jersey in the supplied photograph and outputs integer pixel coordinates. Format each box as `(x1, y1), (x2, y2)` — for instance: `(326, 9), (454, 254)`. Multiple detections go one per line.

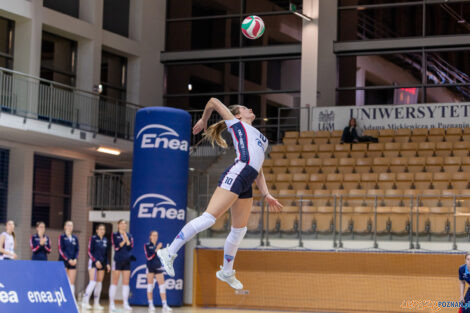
(0, 232), (14, 260)
(88, 235), (109, 265)
(459, 264), (470, 284)
(111, 232), (134, 262)
(30, 234), (51, 261)
(225, 118), (268, 173)
(58, 233), (79, 261)
(144, 242), (163, 270)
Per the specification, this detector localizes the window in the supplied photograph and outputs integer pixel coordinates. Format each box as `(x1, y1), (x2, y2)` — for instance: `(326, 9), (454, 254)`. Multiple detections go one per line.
(103, 0), (130, 37)
(0, 148), (9, 224)
(32, 155), (72, 229)
(0, 17), (14, 69)
(101, 51), (127, 100)
(40, 32), (77, 86)
(43, 0), (79, 18)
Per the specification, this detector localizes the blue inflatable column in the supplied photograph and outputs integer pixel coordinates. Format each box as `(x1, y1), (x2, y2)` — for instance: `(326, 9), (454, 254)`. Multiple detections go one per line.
(129, 107), (191, 306)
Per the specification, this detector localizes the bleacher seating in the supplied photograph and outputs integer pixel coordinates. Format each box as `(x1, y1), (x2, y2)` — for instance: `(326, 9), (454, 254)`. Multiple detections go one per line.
(245, 127), (470, 237)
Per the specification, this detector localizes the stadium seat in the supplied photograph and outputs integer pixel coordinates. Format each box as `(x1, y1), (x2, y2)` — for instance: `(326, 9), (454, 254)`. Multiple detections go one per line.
(383, 142), (401, 157)
(314, 130), (330, 145)
(263, 159), (274, 167)
(339, 205), (354, 233)
(346, 189), (367, 207)
(301, 205), (317, 233)
(401, 142), (418, 158)
(407, 157), (425, 173)
(453, 141), (470, 157)
(452, 172), (470, 190)
(338, 157), (356, 174)
(435, 141), (453, 157)
(318, 144), (334, 158)
(316, 206), (335, 233)
(212, 212), (229, 232)
(395, 173), (413, 190)
(390, 206), (411, 234)
(425, 156), (443, 173)
(330, 130), (343, 144)
(298, 131), (314, 145)
(361, 173), (379, 190)
(275, 173), (292, 190)
(411, 128), (428, 143)
(418, 142), (436, 157)
(353, 206), (374, 233)
(432, 172), (452, 190)
(283, 131), (299, 145)
(289, 158), (306, 174)
(292, 173), (309, 190)
(325, 173), (343, 190)
(363, 129), (379, 138)
(462, 156), (470, 173)
(443, 156), (461, 173)
(379, 129), (395, 143)
(378, 172), (396, 190)
(376, 205), (393, 233)
(280, 206), (299, 233)
(308, 173), (326, 190)
(314, 189), (332, 207)
(273, 158), (289, 174)
(264, 209), (280, 232)
(269, 145), (285, 159)
(321, 158), (338, 174)
(301, 144), (318, 158)
(368, 143), (385, 158)
(429, 206), (453, 235)
(373, 157), (390, 174)
(285, 144), (302, 159)
(343, 173), (361, 190)
(277, 189), (297, 206)
(355, 158), (373, 173)
(396, 128), (411, 143)
(390, 157), (408, 173)
(428, 128), (445, 143)
(334, 144), (351, 159)
(414, 172), (433, 190)
(463, 128), (470, 142)
(247, 206), (262, 232)
(351, 143), (367, 158)
(446, 128), (462, 143)
(384, 189), (404, 207)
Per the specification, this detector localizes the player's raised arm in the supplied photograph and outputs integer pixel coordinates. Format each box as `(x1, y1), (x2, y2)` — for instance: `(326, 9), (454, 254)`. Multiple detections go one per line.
(193, 98), (235, 135)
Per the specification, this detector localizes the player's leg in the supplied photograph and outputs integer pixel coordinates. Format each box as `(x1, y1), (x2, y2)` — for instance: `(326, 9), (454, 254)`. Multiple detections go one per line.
(109, 269), (120, 310)
(156, 273), (172, 312)
(159, 187), (238, 276)
(82, 266), (97, 308)
(121, 269), (132, 311)
(93, 270), (105, 310)
(147, 272), (155, 311)
(216, 196), (251, 290)
(67, 268), (77, 296)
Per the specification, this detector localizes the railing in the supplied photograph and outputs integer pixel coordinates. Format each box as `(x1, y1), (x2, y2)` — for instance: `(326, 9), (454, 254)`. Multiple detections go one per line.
(0, 67), (141, 140)
(195, 193), (470, 251)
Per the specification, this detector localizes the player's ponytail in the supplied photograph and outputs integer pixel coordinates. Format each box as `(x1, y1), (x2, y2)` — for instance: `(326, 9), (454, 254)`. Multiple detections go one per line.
(203, 105), (241, 148)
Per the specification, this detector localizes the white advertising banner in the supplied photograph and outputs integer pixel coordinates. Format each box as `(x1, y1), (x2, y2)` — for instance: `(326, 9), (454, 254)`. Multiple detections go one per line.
(311, 103), (470, 131)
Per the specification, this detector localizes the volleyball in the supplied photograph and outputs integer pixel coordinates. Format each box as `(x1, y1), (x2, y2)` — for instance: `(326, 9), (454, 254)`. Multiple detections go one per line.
(241, 15), (265, 40)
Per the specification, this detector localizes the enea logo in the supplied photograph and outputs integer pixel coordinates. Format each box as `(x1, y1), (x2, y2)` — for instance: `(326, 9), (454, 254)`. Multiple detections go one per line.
(131, 265), (183, 290)
(0, 282), (19, 304)
(134, 193), (185, 220)
(137, 124), (189, 151)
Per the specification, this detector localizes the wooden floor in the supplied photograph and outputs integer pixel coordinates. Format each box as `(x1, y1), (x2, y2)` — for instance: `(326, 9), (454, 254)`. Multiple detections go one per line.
(78, 305), (303, 313)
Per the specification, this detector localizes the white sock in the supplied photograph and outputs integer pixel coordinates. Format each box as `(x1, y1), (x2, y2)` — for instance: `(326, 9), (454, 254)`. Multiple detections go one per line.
(83, 281), (96, 303)
(122, 285), (130, 305)
(109, 284), (117, 305)
(162, 300), (167, 306)
(159, 284), (166, 305)
(93, 282), (102, 305)
(168, 212), (216, 255)
(222, 226), (247, 273)
(70, 284), (75, 296)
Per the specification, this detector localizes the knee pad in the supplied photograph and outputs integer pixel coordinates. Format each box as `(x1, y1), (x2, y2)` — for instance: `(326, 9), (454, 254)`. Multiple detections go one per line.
(227, 226), (247, 245)
(159, 284), (166, 295)
(189, 212), (216, 232)
(147, 284), (154, 293)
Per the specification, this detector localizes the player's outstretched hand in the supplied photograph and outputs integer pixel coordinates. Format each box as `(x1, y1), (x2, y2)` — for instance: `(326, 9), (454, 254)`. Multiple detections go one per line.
(266, 194), (283, 212)
(193, 118), (207, 135)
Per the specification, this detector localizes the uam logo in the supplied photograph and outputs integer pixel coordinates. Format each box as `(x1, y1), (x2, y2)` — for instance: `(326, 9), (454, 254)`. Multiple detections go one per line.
(134, 193), (185, 220)
(318, 110), (335, 131)
(137, 124), (189, 151)
(131, 265), (183, 290)
(0, 282), (19, 303)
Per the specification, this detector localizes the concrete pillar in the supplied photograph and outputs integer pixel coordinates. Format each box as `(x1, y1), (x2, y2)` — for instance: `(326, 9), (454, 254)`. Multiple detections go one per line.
(70, 158), (95, 293)
(6, 147), (34, 260)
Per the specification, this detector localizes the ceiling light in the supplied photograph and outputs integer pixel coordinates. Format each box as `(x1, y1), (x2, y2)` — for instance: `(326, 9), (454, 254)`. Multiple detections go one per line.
(188, 83), (192, 91)
(97, 147), (121, 155)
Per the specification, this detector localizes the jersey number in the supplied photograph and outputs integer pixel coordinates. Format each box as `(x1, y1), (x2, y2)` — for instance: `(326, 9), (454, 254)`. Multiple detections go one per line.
(225, 177), (233, 185)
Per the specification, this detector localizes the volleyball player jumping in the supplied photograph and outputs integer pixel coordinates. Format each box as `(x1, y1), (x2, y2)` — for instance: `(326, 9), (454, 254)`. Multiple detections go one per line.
(158, 97), (282, 290)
